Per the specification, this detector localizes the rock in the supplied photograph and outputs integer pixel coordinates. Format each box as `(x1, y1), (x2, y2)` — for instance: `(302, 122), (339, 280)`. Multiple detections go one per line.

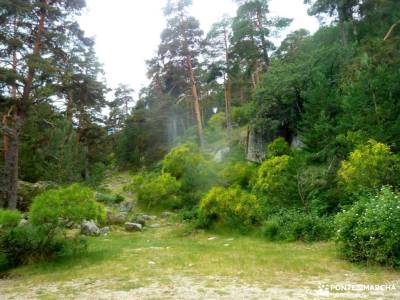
(124, 222), (142, 232)
(131, 215), (146, 226)
(149, 223), (161, 228)
(119, 201), (134, 213)
(100, 227), (110, 235)
(17, 180), (57, 211)
(106, 211), (127, 225)
(19, 219), (28, 226)
(81, 220), (100, 236)
(213, 147), (230, 163)
(207, 237), (218, 241)
(161, 211), (173, 219)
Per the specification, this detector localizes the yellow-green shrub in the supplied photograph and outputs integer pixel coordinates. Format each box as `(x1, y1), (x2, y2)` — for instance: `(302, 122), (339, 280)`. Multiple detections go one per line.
(0, 209), (21, 229)
(30, 183), (105, 226)
(198, 186), (261, 229)
(253, 155), (299, 208)
(132, 173), (181, 209)
(219, 161), (257, 188)
(338, 140), (400, 196)
(267, 137), (290, 157)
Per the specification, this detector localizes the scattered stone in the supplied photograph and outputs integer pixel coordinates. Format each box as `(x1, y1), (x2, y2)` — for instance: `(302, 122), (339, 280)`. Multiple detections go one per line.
(119, 201), (134, 213)
(149, 224), (161, 228)
(213, 146), (230, 163)
(124, 222), (142, 232)
(161, 211), (173, 219)
(100, 227), (110, 235)
(208, 237), (218, 241)
(131, 215), (146, 226)
(19, 218), (28, 226)
(148, 261), (156, 265)
(106, 211), (127, 225)
(81, 220), (100, 236)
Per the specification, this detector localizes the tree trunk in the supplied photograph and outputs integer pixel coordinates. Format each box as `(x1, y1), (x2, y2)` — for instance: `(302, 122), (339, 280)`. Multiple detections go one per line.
(66, 91), (73, 123)
(186, 55), (204, 147)
(2, 0), (48, 210)
(3, 111), (22, 209)
(223, 25), (232, 133)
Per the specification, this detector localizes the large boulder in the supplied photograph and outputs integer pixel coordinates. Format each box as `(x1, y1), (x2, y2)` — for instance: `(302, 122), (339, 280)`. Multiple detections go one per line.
(106, 210), (127, 225)
(119, 201), (134, 213)
(18, 180), (57, 211)
(124, 222), (142, 232)
(131, 214), (147, 226)
(81, 220), (100, 236)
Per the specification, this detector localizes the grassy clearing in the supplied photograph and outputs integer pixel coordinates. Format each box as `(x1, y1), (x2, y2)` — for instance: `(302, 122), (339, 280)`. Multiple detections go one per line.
(1, 173), (399, 299)
(1, 223), (399, 298)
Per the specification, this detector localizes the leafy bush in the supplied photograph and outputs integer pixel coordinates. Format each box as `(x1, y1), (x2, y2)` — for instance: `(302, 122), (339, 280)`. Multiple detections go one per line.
(162, 144), (218, 206)
(0, 209), (22, 229)
(30, 184), (105, 227)
(262, 209), (333, 242)
(198, 186), (261, 229)
(131, 172), (181, 209)
(0, 184), (103, 270)
(96, 192), (124, 204)
(338, 140), (400, 196)
(208, 112), (226, 130)
(0, 224), (86, 268)
(335, 187), (400, 267)
(219, 161), (257, 189)
(267, 137), (290, 157)
(253, 155), (300, 208)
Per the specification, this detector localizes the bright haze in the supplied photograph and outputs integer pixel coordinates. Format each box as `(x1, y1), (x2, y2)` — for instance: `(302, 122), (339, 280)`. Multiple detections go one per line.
(78, 0), (319, 96)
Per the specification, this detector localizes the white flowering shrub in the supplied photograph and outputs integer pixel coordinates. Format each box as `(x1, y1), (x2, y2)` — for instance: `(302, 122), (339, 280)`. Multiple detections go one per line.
(335, 186), (400, 267)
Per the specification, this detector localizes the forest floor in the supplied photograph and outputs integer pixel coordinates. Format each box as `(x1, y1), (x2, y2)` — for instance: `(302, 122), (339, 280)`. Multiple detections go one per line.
(1, 174), (400, 299)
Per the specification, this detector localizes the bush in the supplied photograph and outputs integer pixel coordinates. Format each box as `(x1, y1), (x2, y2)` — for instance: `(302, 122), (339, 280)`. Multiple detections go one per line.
(335, 187), (400, 267)
(96, 192), (124, 204)
(267, 137), (290, 157)
(30, 184), (105, 227)
(262, 209), (333, 242)
(219, 161), (257, 189)
(338, 140), (400, 196)
(0, 224), (86, 268)
(131, 172), (181, 209)
(253, 155), (300, 208)
(0, 184), (102, 270)
(162, 144), (218, 206)
(198, 186), (261, 230)
(0, 209), (22, 229)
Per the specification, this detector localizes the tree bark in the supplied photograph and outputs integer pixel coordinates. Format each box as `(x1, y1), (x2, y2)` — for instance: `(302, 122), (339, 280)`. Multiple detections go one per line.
(223, 25), (232, 133)
(186, 55), (204, 147)
(2, 0), (48, 209)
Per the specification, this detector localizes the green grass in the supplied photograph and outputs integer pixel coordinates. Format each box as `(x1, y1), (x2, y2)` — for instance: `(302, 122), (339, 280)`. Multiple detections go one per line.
(3, 224), (400, 295)
(2, 172), (399, 298)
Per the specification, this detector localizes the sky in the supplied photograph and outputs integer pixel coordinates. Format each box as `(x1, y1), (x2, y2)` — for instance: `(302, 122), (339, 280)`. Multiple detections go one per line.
(78, 0), (320, 98)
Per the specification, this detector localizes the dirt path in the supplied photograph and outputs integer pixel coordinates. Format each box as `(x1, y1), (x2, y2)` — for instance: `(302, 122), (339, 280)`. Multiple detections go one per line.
(1, 274), (399, 299)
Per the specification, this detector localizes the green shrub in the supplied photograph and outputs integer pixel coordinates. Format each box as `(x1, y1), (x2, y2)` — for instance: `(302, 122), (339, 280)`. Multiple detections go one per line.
(96, 192), (124, 204)
(338, 140), (400, 196)
(267, 137), (290, 157)
(162, 144), (218, 206)
(30, 184), (105, 227)
(208, 112), (226, 130)
(253, 155), (300, 208)
(0, 209), (22, 229)
(335, 186), (400, 267)
(262, 209), (333, 242)
(0, 224), (86, 268)
(219, 161), (257, 189)
(0, 184), (102, 270)
(198, 186), (261, 229)
(131, 172), (181, 209)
